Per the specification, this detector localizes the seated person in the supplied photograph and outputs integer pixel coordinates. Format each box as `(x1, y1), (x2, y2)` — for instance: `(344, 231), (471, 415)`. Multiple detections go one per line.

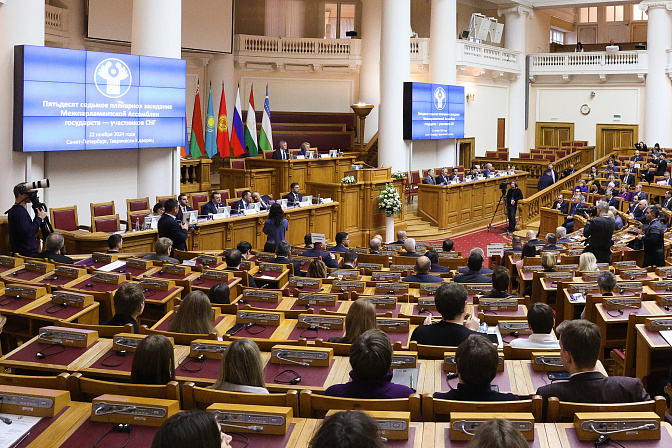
(207, 283), (230, 305)
(510, 302), (560, 349)
(453, 253), (492, 284)
(263, 239), (277, 253)
(467, 419), (528, 448)
(328, 298), (377, 344)
(536, 319), (649, 416)
(391, 230), (407, 245)
(448, 168), (460, 182)
(443, 238), (454, 251)
(308, 410), (385, 448)
(232, 189), (253, 212)
(34, 232), (73, 264)
(423, 168), (437, 185)
(425, 249), (450, 273)
(457, 247), (493, 274)
(285, 182), (303, 205)
(152, 202), (165, 216)
(341, 249), (358, 270)
(631, 199), (648, 224)
(130, 334), (175, 385)
(251, 191), (273, 210)
(327, 231), (350, 252)
(481, 267), (515, 298)
(153, 410), (232, 448)
(210, 338), (269, 394)
(500, 236), (523, 266)
(543, 233), (560, 251)
(556, 226), (571, 243)
(102, 283), (145, 333)
(402, 237), (420, 257)
(107, 234), (123, 253)
(167, 291), (217, 336)
(269, 240), (300, 276)
(564, 194), (587, 231)
(436, 167), (450, 185)
(609, 206), (624, 230)
(272, 140), (290, 160)
(324, 329), (415, 399)
(541, 252), (556, 272)
(573, 179), (588, 194)
(298, 141), (311, 156)
(224, 248), (257, 287)
(580, 270), (616, 319)
(526, 230), (544, 246)
(302, 235), (339, 268)
(369, 237), (382, 254)
(236, 241), (253, 259)
(143, 237), (179, 264)
(434, 335), (519, 401)
(402, 256), (443, 283)
(410, 283), (480, 346)
(201, 191), (222, 216)
(307, 259), (328, 278)
(176, 193), (194, 221)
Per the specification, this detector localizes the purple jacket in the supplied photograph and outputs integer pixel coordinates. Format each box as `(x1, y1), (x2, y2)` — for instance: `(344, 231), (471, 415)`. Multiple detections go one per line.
(323, 370), (414, 399)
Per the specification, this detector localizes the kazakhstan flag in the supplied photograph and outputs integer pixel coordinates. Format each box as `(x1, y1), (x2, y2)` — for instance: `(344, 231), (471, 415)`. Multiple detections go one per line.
(204, 82), (218, 158)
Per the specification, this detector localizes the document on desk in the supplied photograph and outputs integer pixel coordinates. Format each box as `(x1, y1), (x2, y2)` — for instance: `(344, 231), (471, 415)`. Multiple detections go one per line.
(98, 260), (126, 272)
(660, 330), (672, 346)
(258, 275), (277, 280)
(392, 368), (418, 391)
(0, 413), (41, 448)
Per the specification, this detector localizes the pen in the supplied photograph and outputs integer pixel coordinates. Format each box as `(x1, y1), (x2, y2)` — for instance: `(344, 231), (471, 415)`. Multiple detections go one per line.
(12, 431), (30, 448)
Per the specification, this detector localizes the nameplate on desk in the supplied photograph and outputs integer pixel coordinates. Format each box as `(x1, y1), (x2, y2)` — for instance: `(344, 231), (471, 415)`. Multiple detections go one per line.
(532, 352), (564, 371)
(569, 249), (584, 255)
(4, 284), (46, 299)
(208, 403), (292, 435)
(445, 352), (504, 372)
(555, 264), (579, 271)
(38, 326), (98, 347)
(24, 261), (54, 273)
(417, 298), (436, 310)
(371, 272), (401, 282)
(615, 261), (638, 268)
(383, 245), (400, 251)
(656, 296), (672, 307)
(239, 260), (254, 271)
(466, 285), (494, 294)
(125, 258), (153, 270)
(91, 273), (125, 284)
(271, 345), (333, 367)
(54, 266), (87, 278)
(569, 284), (599, 292)
(388, 265), (412, 272)
(391, 352), (418, 370)
(333, 281), (365, 292)
(479, 299), (519, 311)
(652, 281), (672, 290)
(92, 252), (118, 264)
(162, 264), (191, 275)
(259, 263), (285, 273)
(450, 413), (535, 441)
(379, 250), (397, 256)
(523, 266), (544, 273)
(545, 272), (573, 280)
(242, 289), (282, 302)
(297, 293), (338, 306)
(0, 385), (69, 417)
(198, 255), (222, 266)
(582, 272), (601, 280)
(0, 256), (23, 268)
(190, 339), (231, 358)
(200, 270), (231, 282)
(655, 267), (672, 278)
(616, 283), (643, 292)
(604, 298), (642, 310)
(438, 252), (461, 259)
(358, 263), (383, 271)
(329, 270), (359, 280)
(367, 296), (398, 308)
(297, 315), (344, 330)
(92, 395), (179, 426)
(621, 269), (648, 280)
(289, 257), (313, 266)
(499, 321), (532, 335)
(236, 311), (283, 326)
(574, 412), (661, 441)
(51, 291), (94, 307)
(212, 212), (229, 219)
(376, 318), (410, 332)
(375, 283), (409, 294)
(139, 279), (174, 291)
(644, 318), (672, 331)
(289, 278), (321, 289)
(320, 198), (333, 204)
(113, 334), (165, 352)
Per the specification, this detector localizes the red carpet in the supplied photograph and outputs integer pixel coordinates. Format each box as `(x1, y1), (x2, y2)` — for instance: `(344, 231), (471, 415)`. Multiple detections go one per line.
(420, 225), (511, 266)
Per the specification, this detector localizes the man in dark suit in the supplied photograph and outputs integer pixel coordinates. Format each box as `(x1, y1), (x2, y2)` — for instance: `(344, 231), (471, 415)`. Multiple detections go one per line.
(272, 140), (290, 160)
(369, 237), (382, 254)
(636, 205), (666, 267)
(158, 198), (188, 252)
(436, 167), (450, 185)
(631, 199), (648, 224)
(225, 248), (257, 287)
(101, 283), (145, 333)
(506, 182), (523, 234)
(402, 238), (421, 257)
(654, 153), (668, 176)
(201, 191), (222, 216)
(604, 190), (619, 209)
(631, 149), (644, 162)
(34, 232), (74, 264)
(442, 238), (454, 252)
(583, 201), (615, 263)
(285, 182), (303, 205)
(251, 191), (273, 211)
(341, 249), (358, 270)
(544, 163), (558, 184)
(622, 161), (637, 187)
(500, 236), (523, 266)
(662, 190), (672, 209)
(457, 248), (493, 274)
(425, 250), (450, 273)
(537, 172), (554, 191)
(448, 168), (461, 182)
(542, 233), (561, 251)
(563, 195), (587, 231)
(302, 237), (339, 269)
(453, 254), (491, 284)
(560, 163), (576, 179)
(410, 283), (480, 346)
(551, 194), (569, 214)
(327, 232), (350, 252)
(423, 168), (437, 185)
(556, 226), (571, 243)
(526, 230), (544, 246)
(269, 241), (300, 276)
(402, 256), (444, 283)
(107, 234), (123, 253)
(391, 230), (407, 245)
(233, 190), (253, 213)
(176, 194), (194, 222)
(434, 334), (519, 401)
(536, 320), (649, 419)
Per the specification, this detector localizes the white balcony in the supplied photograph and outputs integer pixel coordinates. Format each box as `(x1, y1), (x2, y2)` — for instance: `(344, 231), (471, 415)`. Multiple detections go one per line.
(529, 51), (648, 83)
(45, 4), (68, 39)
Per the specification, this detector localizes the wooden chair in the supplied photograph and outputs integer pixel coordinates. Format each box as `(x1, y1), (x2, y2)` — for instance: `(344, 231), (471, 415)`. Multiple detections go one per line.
(91, 214), (121, 233)
(156, 195), (175, 204)
(90, 201), (116, 219)
(126, 197), (151, 215)
(357, 253), (390, 268)
(546, 396), (666, 422)
(182, 383), (299, 415)
(128, 210), (151, 231)
(50, 205), (90, 232)
(59, 321), (135, 337)
(139, 325), (219, 346)
(0, 372), (69, 390)
(610, 313), (652, 377)
(234, 188), (248, 198)
(230, 159), (245, 169)
(70, 373), (181, 402)
(408, 341), (456, 359)
(502, 345), (560, 360)
(263, 150), (274, 159)
(423, 395), (542, 422)
(190, 192), (209, 214)
(299, 390), (422, 420)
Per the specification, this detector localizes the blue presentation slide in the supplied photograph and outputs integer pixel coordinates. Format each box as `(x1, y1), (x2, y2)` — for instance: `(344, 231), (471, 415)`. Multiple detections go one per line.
(15, 45), (186, 152)
(403, 82), (465, 140)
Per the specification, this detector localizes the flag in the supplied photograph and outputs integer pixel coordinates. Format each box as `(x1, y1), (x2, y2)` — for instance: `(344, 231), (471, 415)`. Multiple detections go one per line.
(189, 82), (204, 158)
(244, 86), (258, 156)
(231, 85), (245, 157)
(204, 82), (217, 158)
(216, 83), (231, 158)
(180, 116), (188, 157)
(259, 85), (273, 153)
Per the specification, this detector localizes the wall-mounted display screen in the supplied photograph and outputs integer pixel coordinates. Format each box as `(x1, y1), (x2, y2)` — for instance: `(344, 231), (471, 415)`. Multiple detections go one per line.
(14, 45), (186, 152)
(403, 82), (465, 140)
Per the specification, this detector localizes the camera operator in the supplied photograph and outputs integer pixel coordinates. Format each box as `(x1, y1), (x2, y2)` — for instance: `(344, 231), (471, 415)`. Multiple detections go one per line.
(505, 181), (523, 236)
(8, 183), (47, 256)
(582, 201), (614, 264)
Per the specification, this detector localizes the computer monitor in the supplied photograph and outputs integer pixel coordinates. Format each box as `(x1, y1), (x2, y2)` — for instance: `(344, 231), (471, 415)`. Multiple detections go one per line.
(215, 206), (231, 218)
(182, 210), (198, 224)
(278, 199), (288, 210)
(606, 45), (619, 54)
(306, 150), (315, 159)
(329, 149), (338, 158)
(302, 195), (313, 204)
(143, 215), (160, 230)
(248, 202), (261, 213)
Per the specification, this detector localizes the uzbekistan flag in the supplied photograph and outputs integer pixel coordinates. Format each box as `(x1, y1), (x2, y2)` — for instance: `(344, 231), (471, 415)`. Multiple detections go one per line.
(259, 85), (273, 153)
(231, 85), (245, 157)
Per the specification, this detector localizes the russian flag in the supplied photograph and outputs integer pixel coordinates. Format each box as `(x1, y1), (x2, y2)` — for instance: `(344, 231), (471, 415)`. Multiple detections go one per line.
(231, 84), (245, 157)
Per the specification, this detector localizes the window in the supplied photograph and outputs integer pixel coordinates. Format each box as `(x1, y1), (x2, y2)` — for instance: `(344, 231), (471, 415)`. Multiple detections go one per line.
(550, 29), (565, 45)
(579, 7), (597, 23)
(632, 5), (648, 21)
(605, 5), (624, 22)
(324, 2), (356, 39)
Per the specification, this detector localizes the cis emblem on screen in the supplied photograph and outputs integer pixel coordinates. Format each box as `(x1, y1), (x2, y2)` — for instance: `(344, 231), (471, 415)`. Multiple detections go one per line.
(433, 86), (446, 111)
(95, 58), (132, 98)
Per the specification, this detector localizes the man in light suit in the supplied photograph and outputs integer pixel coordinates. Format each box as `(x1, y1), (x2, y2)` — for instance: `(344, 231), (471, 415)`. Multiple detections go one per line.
(272, 140), (290, 160)
(423, 168), (437, 185)
(536, 320), (649, 419)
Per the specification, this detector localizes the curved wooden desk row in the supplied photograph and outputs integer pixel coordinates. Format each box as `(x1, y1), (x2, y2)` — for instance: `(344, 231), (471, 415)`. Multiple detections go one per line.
(60, 203), (338, 255)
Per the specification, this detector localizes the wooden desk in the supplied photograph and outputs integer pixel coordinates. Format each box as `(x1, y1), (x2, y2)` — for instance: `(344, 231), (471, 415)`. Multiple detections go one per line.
(549, 422), (672, 448)
(22, 401), (92, 448)
(514, 360), (607, 397)
(594, 301), (663, 361)
(433, 422), (554, 448)
(635, 323), (672, 388)
(20, 296), (100, 334)
(434, 360), (520, 396)
(62, 229), (157, 256)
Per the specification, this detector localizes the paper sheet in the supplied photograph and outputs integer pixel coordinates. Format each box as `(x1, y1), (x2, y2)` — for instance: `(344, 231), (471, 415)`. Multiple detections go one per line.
(0, 413), (42, 448)
(97, 260), (126, 272)
(660, 330), (672, 347)
(258, 275), (277, 280)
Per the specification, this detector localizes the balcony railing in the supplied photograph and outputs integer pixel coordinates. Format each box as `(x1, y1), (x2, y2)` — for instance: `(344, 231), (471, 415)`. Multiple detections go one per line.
(236, 34), (361, 59)
(45, 4), (67, 36)
(457, 41), (521, 74)
(529, 51), (648, 79)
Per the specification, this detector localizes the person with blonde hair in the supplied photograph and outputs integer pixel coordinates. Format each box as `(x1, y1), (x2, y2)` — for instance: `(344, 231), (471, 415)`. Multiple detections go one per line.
(168, 291), (216, 335)
(578, 252), (598, 272)
(307, 259), (328, 278)
(328, 298), (377, 344)
(541, 252), (556, 272)
(210, 338), (268, 394)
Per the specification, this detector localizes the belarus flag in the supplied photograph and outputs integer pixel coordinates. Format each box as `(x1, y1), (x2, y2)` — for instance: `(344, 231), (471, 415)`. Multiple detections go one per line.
(244, 86), (259, 157)
(231, 85), (245, 157)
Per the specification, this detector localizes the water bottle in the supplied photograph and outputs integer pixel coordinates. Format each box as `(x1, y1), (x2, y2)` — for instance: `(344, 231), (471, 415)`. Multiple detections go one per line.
(479, 322), (488, 333)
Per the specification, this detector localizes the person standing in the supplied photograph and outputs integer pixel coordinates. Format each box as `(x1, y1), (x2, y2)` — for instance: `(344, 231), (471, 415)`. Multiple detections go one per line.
(582, 201), (615, 264)
(637, 205), (665, 267)
(262, 204), (288, 243)
(158, 198), (188, 252)
(506, 182), (523, 235)
(7, 183), (47, 256)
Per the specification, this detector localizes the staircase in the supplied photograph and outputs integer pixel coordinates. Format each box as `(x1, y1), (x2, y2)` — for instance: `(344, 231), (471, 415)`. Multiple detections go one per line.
(403, 205), (451, 240)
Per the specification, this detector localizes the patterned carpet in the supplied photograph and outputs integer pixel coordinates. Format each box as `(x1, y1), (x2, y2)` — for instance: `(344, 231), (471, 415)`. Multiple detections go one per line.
(420, 225), (512, 265)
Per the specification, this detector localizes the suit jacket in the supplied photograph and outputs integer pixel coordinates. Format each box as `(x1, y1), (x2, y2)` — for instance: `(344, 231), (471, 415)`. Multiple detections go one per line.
(269, 256), (300, 276)
(631, 155), (644, 162)
(302, 247), (339, 268)
(537, 174), (554, 191)
(622, 172), (636, 187)
(176, 205), (195, 222)
(633, 206), (646, 223)
(607, 197), (620, 209)
(157, 214), (188, 251)
(655, 159), (668, 176)
(272, 148), (290, 160)
(435, 383), (519, 402)
(436, 174), (449, 185)
(102, 314), (139, 334)
(410, 320), (478, 347)
(551, 200), (569, 214)
(430, 263), (451, 273)
(423, 175), (437, 185)
(663, 198), (672, 209)
(401, 273), (443, 283)
(201, 201), (220, 216)
(642, 171), (655, 184)
(633, 191), (648, 202)
(34, 250), (74, 264)
(583, 216), (615, 263)
(233, 199), (250, 212)
(285, 192), (303, 204)
(561, 167), (576, 178)
(327, 244), (348, 253)
(224, 267), (258, 288)
(545, 169), (559, 183)
(457, 266), (493, 274)
(453, 270), (491, 284)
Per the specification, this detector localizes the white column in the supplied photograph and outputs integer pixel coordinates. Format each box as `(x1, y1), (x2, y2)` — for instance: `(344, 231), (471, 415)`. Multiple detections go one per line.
(0, 1), (45, 215)
(430, 0), (457, 166)
(498, 5), (533, 158)
(208, 54), (235, 149)
(641, 2), (672, 147)
(379, 0), (411, 172)
(359, 0), (381, 142)
(132, 0), (182, 198)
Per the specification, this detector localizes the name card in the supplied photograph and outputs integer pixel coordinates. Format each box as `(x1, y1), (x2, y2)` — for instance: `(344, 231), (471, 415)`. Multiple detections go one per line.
(51, 291), (94, 307)
(139, 279), (174, 291)
(92, 395), (179, 426)
(297, 315), (344, 330)
(242, 289), (282, 303)
(162, 264), (191, 275)
(372, 272), (401, 282)
(91, 273), (125, 284)
(271, 345), (333, 367)
(333, 281), (365, 292)
(297, 293), (338, 306)
(189, 339), (231, 359)
(374, 283), (409, 294)
(438, 252), (461, 259)
(54, 266), (87, 278)
(38, 326), (98, 347)
(4, 284), (46, 299)
(367, 296), (397, 308)
(202, 270), (232, 281)
(376, 318), (410, 332)
(0, 256), (23, 268)
(92, 252), (117, 264)
(236, 311), (284, 326)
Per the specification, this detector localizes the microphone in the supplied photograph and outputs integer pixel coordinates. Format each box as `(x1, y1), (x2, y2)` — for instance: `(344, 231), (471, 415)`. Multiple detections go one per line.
(275, 351), (310, 366)
(218, 423), (264, 432)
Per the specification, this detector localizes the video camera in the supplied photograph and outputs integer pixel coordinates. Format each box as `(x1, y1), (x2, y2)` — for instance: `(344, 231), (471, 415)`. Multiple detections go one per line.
(499, 181), (511, 194)
(16, 179), (50, 212)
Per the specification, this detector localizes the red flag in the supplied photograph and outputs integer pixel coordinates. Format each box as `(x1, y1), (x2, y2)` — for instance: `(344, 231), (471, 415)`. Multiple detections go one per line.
(190, 83), (205, 157)
(217, 83), (231, 157)
(180, 116), (188, 157)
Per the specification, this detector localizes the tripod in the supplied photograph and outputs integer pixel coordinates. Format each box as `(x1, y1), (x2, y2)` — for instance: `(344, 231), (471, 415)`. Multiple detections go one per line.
(487, 192), (509, 234)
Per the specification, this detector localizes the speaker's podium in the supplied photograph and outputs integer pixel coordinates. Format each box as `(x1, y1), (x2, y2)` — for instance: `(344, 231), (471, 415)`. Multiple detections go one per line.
(345, 166), (391, 183)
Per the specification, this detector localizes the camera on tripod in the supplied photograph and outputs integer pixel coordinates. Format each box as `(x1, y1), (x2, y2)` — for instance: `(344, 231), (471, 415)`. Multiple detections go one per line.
(499, 181), (510, 194)
(16, 179), (50, 212)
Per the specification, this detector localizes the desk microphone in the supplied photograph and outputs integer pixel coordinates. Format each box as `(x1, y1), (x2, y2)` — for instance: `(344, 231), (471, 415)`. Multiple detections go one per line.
(218, 422), (264, 432)
(275, 351), (310, 366)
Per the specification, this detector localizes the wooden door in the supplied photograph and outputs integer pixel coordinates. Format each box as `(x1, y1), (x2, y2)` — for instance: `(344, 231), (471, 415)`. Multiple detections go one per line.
(536, 122), (574, 147)
(459, 138), (475, 167)
(497, 118), (505, 148)
(596, 124), (638, 158)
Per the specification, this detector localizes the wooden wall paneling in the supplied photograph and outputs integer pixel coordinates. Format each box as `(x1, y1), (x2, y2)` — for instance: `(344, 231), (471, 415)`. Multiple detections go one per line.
(535, 122), (575, 147)
(286, 209), (311, 244)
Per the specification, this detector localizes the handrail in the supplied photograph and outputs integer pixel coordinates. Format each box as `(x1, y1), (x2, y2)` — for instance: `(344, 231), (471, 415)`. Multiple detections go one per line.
(473, 148), (589, 180)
